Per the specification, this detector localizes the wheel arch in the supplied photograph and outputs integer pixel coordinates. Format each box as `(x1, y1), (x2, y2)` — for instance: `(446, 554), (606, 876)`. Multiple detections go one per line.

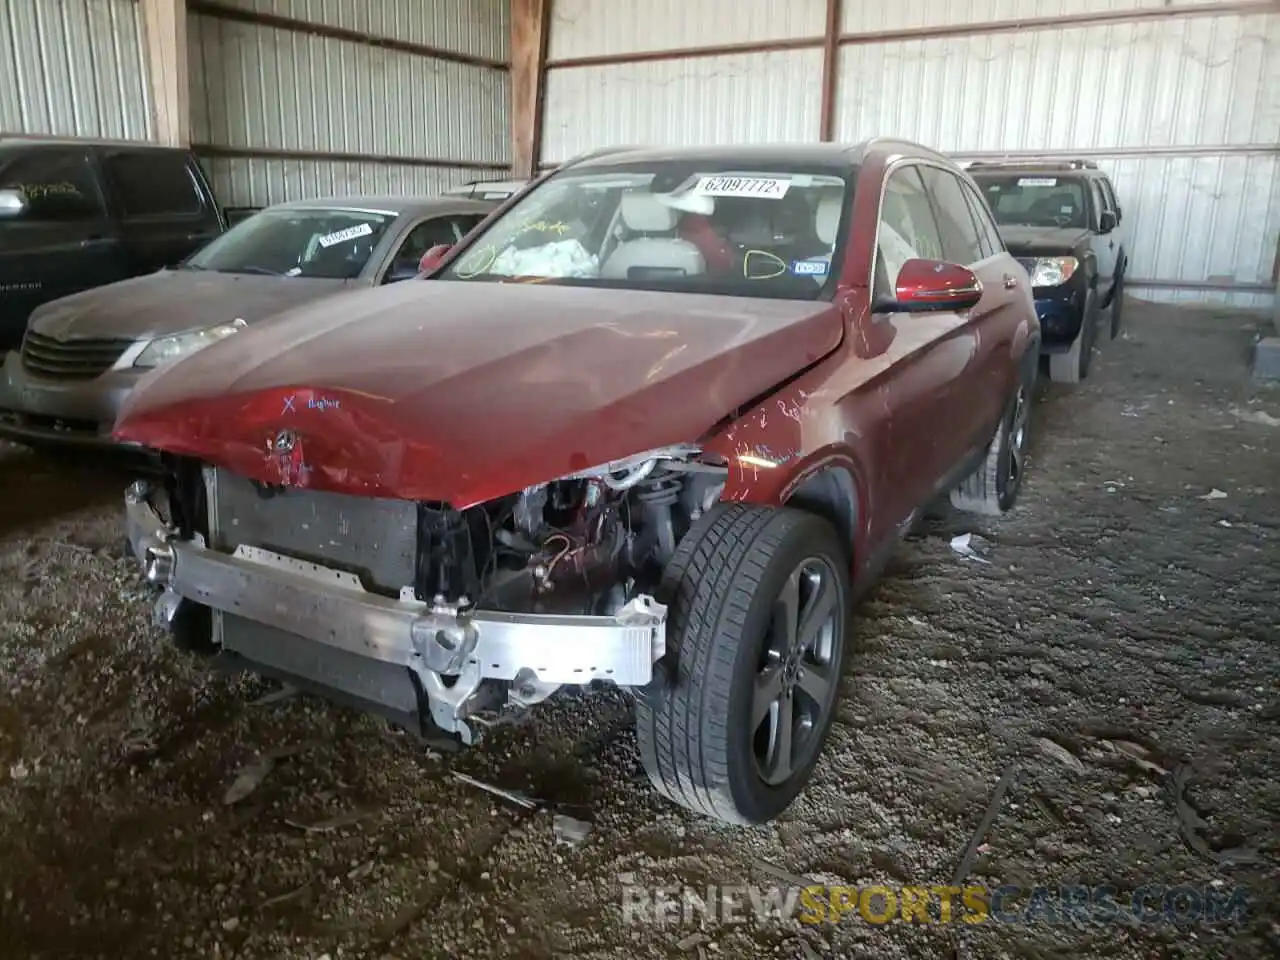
(780, 459), (861, 567)
(1081, 249), (1100, 290)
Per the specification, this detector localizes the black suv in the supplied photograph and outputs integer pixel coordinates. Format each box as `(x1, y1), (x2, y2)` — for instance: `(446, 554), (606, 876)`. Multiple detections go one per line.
(0, 138), (226, 352)
(967, 159), (1128, 383)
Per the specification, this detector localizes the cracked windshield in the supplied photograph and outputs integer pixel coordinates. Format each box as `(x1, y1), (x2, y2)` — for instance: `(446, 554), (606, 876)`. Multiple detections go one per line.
(183, 207), (395, 279)
(441, 164), (848, 299)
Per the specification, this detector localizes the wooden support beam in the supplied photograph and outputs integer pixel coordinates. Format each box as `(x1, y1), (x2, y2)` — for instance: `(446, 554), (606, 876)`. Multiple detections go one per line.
(140, 0), (189, 146)
(819, 0), (842, 141)
(511, 0), (550, 178)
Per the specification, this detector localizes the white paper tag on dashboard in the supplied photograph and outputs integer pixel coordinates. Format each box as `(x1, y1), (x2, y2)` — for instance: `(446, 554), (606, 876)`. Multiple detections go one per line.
(691, 175), (791, 199)
(317, 223), (373, 248)
(1017, 177), (1058, 187)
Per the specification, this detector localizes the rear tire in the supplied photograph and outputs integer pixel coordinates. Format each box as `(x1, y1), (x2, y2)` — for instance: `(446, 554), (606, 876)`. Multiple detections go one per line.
(950, 354), (1036, 516)
(635, 504), (850, 825)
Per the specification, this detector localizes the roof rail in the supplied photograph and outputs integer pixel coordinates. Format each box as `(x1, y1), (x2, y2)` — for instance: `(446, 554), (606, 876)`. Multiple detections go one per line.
(557, 144), (647, 168)
(964, 157), (1099, 171)
(442, 177), (530, 199)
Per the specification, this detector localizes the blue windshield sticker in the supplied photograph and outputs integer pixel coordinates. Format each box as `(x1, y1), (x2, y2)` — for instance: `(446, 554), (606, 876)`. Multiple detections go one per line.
(792, 259), (829, 277)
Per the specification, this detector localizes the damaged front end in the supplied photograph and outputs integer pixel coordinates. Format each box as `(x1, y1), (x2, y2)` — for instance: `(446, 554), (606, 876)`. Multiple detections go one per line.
(125, 446), (726, 745)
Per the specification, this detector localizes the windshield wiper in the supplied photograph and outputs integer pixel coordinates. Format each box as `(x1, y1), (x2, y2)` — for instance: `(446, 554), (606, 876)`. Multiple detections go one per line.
(227, 266), (282, 277)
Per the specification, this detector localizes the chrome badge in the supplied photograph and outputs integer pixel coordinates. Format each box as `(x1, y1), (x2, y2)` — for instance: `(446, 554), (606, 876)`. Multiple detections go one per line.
(266, 428), (308, 487)
(272, 428), (297, 454)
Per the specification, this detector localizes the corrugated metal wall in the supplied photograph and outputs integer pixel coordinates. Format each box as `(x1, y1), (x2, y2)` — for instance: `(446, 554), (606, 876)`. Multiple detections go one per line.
(209, 0), (510, 60)
(0, 0), (153, 140)
(189, 0), (513, 207)
(540, 0), (1279, 308)
(546, 0), (825, 60)
(542, 0), (826, 158)
(840, 0), (1256, 34)
(835, 7), (1280, 307)
(543, 50), (825, 155)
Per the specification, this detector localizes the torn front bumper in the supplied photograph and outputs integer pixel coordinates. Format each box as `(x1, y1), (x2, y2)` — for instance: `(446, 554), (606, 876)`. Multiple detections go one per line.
(124, 480), (667, 743)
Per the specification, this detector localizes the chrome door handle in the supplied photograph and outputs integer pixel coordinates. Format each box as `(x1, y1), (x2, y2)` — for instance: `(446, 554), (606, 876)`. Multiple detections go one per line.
(1003, 274), (1018, 289)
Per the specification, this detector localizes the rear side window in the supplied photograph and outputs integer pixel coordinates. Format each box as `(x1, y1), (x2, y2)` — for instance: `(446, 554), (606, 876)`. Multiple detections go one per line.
(919, 166), (985, 265)
(961, 181), (1004, 258)
(406, 215), (477, 252)
(102, 151), (203, 218)
(0, 150), (105, 222)
(384, 214), (487, 282)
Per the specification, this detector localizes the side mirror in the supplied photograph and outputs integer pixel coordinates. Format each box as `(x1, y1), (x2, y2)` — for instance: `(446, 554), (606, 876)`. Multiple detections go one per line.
(873, 259), (983, 314)
(1099, 210), (1117, 233)
(0, 189), (27, 218)
(419, 244), (452, 273)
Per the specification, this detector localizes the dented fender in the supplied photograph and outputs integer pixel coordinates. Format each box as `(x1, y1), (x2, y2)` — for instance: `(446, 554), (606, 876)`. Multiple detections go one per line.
(701, 355), (876, 571)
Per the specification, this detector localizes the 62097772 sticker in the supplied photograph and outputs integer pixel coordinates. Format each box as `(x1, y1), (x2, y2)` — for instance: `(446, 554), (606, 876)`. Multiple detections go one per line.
(691, 176), (791, 199)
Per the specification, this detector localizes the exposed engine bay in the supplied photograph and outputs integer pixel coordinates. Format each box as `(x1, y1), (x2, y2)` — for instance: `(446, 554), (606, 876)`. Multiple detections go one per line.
(415, 445), (727, 616)
(146, 446), (729, 745)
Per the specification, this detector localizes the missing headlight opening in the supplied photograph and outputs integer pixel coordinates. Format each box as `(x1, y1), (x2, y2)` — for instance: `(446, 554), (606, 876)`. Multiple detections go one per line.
(132, 445), (727, 746)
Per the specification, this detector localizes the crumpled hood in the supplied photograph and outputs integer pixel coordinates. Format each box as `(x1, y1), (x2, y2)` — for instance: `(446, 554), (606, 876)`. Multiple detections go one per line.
(997, 225), (1091, 258)
(29, 269), (351, 341)
(114, 279), (843, 507)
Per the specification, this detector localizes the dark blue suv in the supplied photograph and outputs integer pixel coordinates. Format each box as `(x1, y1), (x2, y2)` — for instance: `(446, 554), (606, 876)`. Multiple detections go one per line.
(968, 160), (1128, 383)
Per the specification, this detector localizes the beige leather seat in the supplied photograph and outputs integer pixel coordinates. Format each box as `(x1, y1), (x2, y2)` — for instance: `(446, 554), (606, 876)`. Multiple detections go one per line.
(600, 193), (706, 280)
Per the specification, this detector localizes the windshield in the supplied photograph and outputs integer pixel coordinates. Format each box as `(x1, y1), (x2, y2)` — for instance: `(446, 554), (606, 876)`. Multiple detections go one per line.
(973, 175), (1088, 229)
(186, 207), (396, 278)
(438, 162), (850, 300)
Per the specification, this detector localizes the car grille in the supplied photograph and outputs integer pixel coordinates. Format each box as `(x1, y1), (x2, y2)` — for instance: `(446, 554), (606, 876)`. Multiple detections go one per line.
(1016, 257), (1038, 275)
(21, 331), (133, 380)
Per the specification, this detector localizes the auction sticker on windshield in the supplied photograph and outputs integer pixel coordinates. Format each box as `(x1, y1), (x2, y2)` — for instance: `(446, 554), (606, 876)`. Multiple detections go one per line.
(317, 223), (374, 248)
(692, 176), (791, 199)
(1017, 177), (1058, 187)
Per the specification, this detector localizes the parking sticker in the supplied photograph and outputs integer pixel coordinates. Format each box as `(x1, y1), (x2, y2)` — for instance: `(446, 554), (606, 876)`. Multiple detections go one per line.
(792, 259), (829, 276)
(1017, 177), (1058, 187)
(692, 176), (791, 199)
(317, 223), (374, 248)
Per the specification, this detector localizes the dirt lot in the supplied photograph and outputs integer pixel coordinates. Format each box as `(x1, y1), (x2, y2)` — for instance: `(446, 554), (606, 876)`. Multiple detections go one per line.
(0, 301), (1276, 960)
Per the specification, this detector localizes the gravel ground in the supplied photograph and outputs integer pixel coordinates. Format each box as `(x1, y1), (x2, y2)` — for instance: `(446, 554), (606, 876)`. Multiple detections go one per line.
(0, 300), (1276, 960)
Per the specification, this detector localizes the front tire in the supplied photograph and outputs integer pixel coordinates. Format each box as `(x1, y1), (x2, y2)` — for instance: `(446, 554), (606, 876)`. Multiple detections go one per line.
(1049, 290), (1098, 383)
(1109, 271), (1126, 340)
(950, 354), (1036, 516)
(635, 504), (850, 825)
